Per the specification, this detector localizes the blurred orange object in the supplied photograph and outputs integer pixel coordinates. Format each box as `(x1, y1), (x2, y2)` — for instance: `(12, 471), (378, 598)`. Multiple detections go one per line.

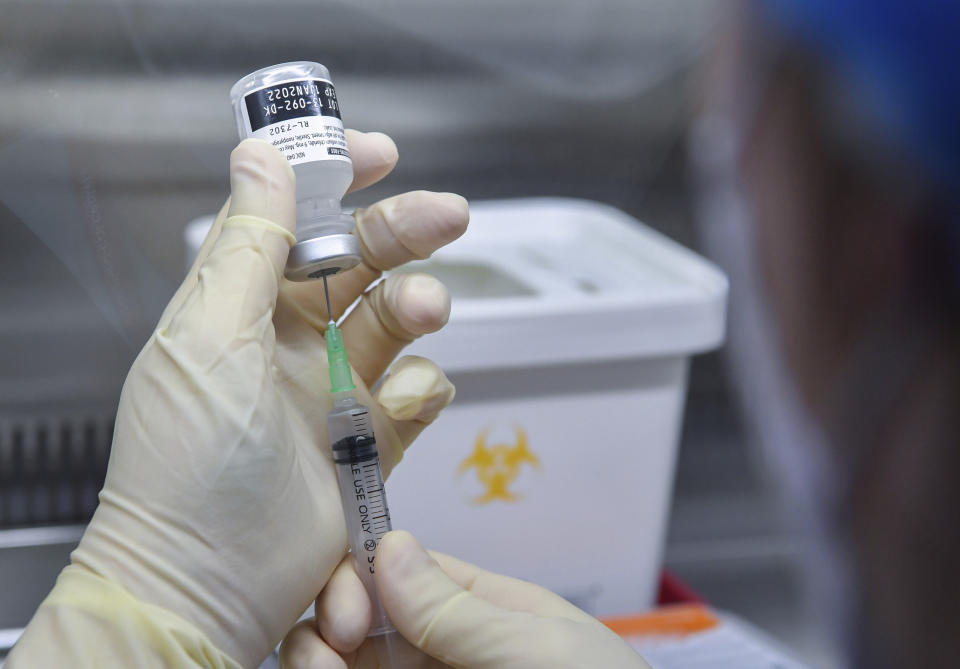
(603, 604), (719, 638)
(602, 605), (812, 669)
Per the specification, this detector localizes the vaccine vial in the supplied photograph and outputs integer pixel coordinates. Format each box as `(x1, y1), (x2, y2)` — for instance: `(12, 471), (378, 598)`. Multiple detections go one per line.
(230, 62), (361, 280)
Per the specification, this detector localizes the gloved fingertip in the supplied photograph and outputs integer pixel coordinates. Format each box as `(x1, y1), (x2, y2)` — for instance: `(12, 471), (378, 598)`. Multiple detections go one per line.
(354, 191), (469, 271)
(316, 558), (373, 654)
(317, 599), (370, 654)
(279, 619), (347, 669)
(378, 531), (433, 583)
(397, 192), (469, 257)
(437, 191), (470, 219)
(228, 139), (297, 229)
(377, 356), (455, 422)
(436, 192), (470, 237)
(233, 137), (296, 183)
(365, 131), (399, 166)
(389, 274), (451, 336)
(323, 612), (368, 655)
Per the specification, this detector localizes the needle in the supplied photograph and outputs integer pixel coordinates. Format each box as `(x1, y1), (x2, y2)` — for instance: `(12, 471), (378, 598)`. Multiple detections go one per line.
(321, 272), (333, 322)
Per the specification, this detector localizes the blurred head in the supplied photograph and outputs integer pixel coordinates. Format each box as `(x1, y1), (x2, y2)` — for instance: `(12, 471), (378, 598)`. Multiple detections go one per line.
(693, 1), (960, 667)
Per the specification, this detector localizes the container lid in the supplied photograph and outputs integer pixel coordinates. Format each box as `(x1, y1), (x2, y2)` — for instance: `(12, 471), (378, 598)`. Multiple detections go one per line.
(396, 198), (728, 372)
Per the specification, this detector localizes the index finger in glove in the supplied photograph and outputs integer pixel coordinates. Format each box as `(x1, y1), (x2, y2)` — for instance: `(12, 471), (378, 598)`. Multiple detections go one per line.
(427, 551), (597, 623)
(163, 139), (295, 344)
(312, 537), (592, 660)
(375, 531), (562, 668)
(376, 532), (651, 669)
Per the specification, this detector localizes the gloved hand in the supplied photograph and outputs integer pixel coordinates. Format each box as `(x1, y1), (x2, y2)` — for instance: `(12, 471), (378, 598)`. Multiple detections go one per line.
(280, 531), (653, 669)
(8, 134), (466, 669)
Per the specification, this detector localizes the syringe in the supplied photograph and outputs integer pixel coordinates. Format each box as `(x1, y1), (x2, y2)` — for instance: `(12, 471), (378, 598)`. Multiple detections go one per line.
(321, 275), (419, 668)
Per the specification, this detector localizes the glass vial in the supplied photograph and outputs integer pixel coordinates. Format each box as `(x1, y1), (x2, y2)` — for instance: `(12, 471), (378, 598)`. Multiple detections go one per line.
(230, 61), (361, 280)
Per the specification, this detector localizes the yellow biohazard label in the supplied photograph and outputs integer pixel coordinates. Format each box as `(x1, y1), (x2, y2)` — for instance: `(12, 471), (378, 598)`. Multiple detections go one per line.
(457, 427), (540, 504)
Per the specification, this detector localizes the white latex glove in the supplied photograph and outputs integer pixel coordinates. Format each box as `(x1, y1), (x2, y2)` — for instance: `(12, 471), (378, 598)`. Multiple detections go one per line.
(280, 531), (653, 669)
(8, 135), (465, 669)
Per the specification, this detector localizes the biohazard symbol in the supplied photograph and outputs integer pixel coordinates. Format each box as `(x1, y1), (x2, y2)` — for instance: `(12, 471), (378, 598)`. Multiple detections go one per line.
(457, 427), (540, 504)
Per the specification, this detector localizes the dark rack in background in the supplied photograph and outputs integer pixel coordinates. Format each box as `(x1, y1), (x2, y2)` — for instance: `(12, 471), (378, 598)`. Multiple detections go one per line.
(0, 416), (112, 528)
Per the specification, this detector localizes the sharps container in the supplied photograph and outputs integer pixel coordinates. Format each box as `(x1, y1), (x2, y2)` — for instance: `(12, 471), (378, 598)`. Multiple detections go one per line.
(389, 198), (728, 616)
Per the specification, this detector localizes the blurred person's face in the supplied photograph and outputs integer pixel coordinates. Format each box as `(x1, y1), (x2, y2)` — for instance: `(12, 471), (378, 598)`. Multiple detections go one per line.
(694, 5), (960, 668)
(703, 5), (910, 420)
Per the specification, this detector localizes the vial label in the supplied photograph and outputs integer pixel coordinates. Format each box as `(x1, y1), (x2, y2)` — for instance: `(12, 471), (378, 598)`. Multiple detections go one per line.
(242, 78), (350, 166)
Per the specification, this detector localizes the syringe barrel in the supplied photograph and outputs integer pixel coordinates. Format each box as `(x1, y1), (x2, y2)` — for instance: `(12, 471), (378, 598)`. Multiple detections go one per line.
(328, 395), (395, 636)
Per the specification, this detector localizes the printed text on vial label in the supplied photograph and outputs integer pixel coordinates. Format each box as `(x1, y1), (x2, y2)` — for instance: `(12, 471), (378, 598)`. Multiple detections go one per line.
(252, 118), (350, 166)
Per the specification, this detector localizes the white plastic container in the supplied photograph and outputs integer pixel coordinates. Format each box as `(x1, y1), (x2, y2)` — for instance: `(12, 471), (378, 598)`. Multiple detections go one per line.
(388, 198), (727, 615)
(185, 197), (727, 616)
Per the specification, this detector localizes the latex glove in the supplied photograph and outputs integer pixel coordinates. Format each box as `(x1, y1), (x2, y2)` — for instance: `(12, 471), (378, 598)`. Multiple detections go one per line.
(7, 135), (465, 669)
(280, 531), (653, 669)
